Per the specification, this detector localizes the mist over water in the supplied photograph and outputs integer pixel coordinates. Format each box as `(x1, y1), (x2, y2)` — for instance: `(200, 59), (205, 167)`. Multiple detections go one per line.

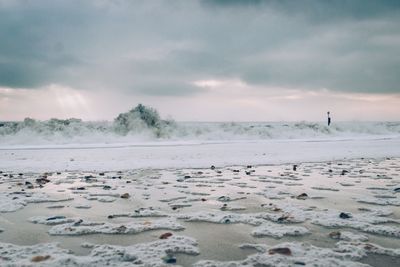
(1, 105), (400, 146)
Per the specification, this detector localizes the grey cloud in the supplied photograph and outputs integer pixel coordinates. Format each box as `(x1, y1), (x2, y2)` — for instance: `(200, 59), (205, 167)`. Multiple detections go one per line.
(0, 0), (399, 94)
(203, 0), (400, 21)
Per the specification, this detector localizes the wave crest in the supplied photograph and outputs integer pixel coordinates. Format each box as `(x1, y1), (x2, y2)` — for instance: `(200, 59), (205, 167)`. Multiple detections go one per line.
(1, 105), (400, 145)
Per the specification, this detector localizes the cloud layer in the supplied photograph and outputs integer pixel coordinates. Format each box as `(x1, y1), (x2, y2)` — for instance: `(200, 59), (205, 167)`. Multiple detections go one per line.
(0, 0), (399, 96)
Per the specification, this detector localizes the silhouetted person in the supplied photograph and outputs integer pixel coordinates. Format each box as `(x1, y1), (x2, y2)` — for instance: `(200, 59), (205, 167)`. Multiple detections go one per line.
(327, 111), (331, 126)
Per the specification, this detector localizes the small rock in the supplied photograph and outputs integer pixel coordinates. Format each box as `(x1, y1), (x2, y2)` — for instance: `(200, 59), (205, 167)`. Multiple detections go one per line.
(277, 214), (292, 223)
(268, 247), (292, 256)
(73, 219), (83, 226)
(159, 232), (173, 239)
(364, 243), (377, 251)
(162, 255), (177, 264)
(46, 216), (66, 221)
(296, 193), (308, 200)
(115, 225), (127, 233)
(339, 212), (352, 219)
(36, 177), (50, 184)
(25, 181), (34, 189)
(293, 165), (297, 171)
(31, 255), (50, 262)
(120, 193), (130, 199)
(329, 231), (341, 239)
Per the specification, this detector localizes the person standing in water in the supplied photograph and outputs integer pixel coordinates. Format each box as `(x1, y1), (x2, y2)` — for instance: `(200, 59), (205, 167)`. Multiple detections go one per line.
(327, 111), (331, 126)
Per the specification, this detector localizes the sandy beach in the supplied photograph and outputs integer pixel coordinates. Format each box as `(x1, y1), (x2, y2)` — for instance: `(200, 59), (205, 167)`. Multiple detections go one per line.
(1, 139), (399, 266)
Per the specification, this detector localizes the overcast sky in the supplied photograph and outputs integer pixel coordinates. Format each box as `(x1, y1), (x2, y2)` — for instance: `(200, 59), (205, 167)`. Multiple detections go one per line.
(1, 0), (399, 121)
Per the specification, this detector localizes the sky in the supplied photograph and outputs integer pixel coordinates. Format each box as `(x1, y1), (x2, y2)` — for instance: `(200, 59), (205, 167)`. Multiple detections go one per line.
(0, 0), (399, 122)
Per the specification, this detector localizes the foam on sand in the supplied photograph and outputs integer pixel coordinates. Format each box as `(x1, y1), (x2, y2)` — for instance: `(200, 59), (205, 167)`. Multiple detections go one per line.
(0, 235), (199, 266)
(48, 218), (184, 236)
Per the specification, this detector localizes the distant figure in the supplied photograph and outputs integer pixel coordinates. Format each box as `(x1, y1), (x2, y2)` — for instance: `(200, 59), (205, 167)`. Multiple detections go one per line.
(327, 111), (331, 126)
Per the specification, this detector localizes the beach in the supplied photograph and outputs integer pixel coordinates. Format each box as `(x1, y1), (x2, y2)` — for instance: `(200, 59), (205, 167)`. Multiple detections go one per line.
(1, 138), (399, 266)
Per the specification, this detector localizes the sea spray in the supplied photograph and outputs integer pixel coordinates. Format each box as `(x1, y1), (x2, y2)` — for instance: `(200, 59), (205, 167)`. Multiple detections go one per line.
(1, 104), (400, 145)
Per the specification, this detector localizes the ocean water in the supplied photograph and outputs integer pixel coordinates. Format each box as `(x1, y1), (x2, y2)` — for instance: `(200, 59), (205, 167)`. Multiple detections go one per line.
(1, 118), (400, 145)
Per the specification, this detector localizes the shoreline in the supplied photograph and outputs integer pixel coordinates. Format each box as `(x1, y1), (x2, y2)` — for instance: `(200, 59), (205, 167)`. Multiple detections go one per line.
(1, 137), (400, 172)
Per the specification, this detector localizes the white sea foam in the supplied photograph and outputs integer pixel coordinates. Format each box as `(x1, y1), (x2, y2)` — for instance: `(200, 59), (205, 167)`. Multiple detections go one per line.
(1, 106), (399, 145)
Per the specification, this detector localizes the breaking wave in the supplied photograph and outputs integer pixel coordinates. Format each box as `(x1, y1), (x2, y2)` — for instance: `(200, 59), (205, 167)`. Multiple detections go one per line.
(1, 104), (400, 145)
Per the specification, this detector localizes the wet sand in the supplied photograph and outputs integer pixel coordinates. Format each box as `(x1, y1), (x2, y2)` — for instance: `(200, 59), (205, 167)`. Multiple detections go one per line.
(0, 158), (399, 266)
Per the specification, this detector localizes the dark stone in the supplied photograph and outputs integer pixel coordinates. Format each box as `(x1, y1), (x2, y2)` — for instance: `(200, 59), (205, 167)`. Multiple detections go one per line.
(115, 225), (127, 233)
(46, 216), (66, 221)
(339, 212), (352, 219)
(159, 232), (173, 239)
(163, 255), (177, 264)
(73, 219), (83, 226)
(268, 247), (292, 256)
(296, 193), (308, 200)
(36, 178), (50, 184)
(120, 193), (130, 199)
